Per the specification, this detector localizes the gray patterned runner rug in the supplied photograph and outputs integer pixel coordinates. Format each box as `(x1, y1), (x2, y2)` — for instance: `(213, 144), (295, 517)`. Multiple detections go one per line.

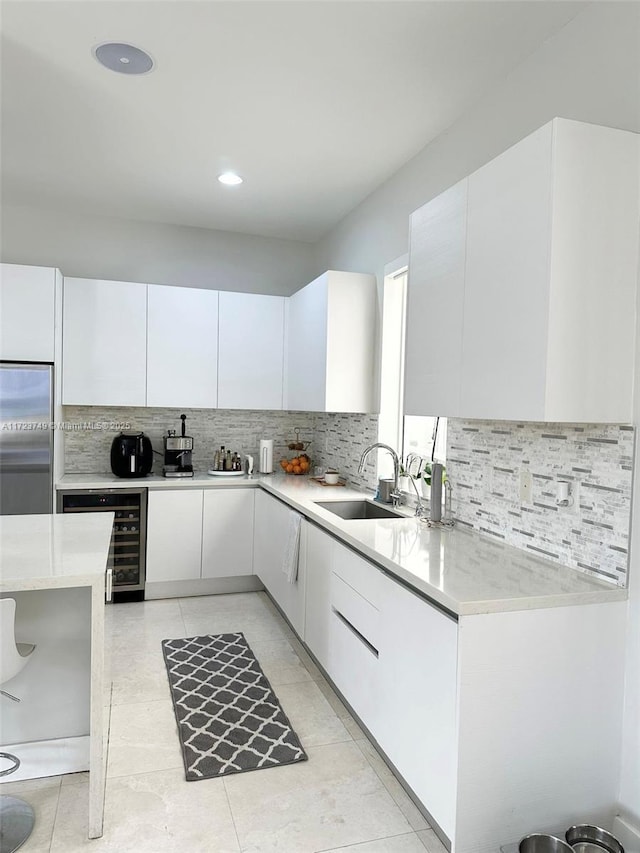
(161, 632), (307, 780)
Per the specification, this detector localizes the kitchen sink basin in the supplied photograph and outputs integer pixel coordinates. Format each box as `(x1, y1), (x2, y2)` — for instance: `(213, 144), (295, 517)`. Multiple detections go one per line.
(314, 499), (404, 520)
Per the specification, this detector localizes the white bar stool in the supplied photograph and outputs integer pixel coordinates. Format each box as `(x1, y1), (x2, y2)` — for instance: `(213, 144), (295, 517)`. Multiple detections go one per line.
(0, 598), (37, 853)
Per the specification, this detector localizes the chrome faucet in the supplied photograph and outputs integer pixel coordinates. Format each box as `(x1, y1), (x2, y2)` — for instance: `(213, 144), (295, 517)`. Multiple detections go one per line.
(358, 442), (402, 507)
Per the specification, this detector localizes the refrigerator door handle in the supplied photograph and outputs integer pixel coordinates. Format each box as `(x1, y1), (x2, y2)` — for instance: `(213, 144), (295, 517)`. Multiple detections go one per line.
(105, 568), (113, 603)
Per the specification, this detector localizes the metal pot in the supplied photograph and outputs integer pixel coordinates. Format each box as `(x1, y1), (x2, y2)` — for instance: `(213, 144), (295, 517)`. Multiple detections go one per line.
(565, 826), (624, 853)
(520, 835), (575, 853)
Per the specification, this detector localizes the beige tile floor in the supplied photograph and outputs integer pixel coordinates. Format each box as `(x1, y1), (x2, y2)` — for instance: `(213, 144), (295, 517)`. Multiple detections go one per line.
(3, 592), (449, 853)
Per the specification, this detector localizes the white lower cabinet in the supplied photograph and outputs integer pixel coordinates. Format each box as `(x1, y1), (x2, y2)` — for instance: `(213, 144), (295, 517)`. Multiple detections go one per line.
(253, 490), (306, 636)
(300, 523), (625, 852)
(146, 487), (255, 585)
(378, 575), (458, 840)
(202, 489), (254, 578)
(325, 537), (456, 830)
(328, 571), (383, 740)
(302, 522), (333, 670)
(146, 490), (204, 583)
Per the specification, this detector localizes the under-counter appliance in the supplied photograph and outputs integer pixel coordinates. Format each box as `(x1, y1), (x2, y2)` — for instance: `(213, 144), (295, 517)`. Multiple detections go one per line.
(0, 362), (53, 515)
(163, 414), (194, 478)
(57, 488), (147, 601)
(110, 432), (153, 478)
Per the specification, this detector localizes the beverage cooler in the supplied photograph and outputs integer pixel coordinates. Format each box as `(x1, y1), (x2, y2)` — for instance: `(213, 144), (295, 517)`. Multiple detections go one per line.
(57, 488), (147, 602)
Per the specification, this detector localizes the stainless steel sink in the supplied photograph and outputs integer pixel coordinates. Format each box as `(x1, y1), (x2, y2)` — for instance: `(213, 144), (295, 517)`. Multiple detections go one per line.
(314, 499), (404, 520)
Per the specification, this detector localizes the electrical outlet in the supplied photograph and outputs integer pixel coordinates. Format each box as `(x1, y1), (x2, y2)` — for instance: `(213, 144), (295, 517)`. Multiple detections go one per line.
(520, 470), (532, 504)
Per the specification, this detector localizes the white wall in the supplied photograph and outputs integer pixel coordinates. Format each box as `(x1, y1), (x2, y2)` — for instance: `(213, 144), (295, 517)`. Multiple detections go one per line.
(618, 262), (640, 829)
(314, 2), (640, 826)
(0, 202), (316, 296)
(314, 2), (640, 280)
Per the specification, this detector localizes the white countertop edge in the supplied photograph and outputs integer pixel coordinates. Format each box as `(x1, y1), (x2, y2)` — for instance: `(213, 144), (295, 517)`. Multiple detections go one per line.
(55, 473), (627, 617)
(0, 573), (107, 593)
(0, 513), (114, 590)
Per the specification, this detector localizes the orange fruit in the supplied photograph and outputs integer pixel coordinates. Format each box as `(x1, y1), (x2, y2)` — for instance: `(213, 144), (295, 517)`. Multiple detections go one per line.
(299, 460), (309, 472)
(280, 459), (288, 470)
(285, 463), (294, 473)
(293, 465), (302, 474)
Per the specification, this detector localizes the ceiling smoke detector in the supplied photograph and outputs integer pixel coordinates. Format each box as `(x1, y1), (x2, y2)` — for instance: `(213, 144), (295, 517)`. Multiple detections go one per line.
(93, 43), (154, 75)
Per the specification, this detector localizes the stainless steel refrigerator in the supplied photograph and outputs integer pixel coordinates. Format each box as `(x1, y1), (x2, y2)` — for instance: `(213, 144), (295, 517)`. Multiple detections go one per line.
(0, 362), (53, 515)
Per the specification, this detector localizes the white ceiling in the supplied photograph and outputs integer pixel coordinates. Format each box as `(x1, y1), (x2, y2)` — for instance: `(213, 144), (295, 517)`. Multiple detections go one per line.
(1, 1), (584, 242)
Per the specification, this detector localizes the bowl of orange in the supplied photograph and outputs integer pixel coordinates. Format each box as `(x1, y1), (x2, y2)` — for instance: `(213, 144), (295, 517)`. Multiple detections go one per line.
(280, 453), (311, 475)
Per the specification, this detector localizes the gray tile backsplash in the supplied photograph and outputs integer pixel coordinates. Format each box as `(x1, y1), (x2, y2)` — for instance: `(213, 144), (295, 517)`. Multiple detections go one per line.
(312, 413), (379, 491)
(62, 406), (316, 475)
(62, 407), (377, 488)
(62, 406), (632, 586)
(446, 420), (634, 586)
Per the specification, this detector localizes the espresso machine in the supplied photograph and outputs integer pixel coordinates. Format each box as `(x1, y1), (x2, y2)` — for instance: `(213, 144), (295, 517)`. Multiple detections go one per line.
(163, 414), (194, 478)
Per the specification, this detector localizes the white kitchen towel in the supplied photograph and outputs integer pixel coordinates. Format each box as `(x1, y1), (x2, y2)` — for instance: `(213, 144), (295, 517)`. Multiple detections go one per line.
(282, 511), (302, 584)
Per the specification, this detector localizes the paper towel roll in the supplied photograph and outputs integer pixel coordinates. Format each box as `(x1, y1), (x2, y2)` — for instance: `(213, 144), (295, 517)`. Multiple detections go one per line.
(259, 439), (274, 474)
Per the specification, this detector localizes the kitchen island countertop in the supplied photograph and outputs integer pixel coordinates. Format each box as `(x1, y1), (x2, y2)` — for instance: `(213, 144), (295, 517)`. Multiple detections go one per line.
(0, 512), (114, 591)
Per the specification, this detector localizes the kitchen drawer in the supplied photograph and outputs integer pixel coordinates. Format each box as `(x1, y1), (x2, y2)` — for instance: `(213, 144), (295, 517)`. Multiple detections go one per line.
(332, 542), (384, 608)
(330, 572), (380, 651)
(328, 602), (381, 739)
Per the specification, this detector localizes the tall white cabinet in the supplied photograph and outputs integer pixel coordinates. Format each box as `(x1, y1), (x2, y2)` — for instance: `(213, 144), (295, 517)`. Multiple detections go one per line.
(286, 271), (377, 413)
(62, 278), (148, 406)
(0, 264), (58, 362)
(404, 182), (467, 418)
(147, 285), (219, 408)
(406, 118), (640, 423)
(217, 292), (285, 410)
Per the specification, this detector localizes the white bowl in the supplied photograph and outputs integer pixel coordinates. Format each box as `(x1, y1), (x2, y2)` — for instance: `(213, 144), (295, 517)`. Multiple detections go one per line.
(324, 471), (340, 485)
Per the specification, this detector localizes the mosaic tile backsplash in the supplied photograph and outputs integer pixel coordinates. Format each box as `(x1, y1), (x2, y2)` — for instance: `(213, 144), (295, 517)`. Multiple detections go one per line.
(62, 407), (316, 475)
(313, 413), (379, 491)
(63, 405), (632, 585)
(62, 407), (378, 489)
(446, 420), (634, 586)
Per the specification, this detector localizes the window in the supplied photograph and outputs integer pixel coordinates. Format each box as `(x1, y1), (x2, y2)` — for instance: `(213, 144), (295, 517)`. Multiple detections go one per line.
(378, 258), (446, 484)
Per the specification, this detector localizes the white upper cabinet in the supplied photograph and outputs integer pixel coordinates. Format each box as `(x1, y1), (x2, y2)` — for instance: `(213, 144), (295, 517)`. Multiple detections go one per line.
(218, 292), (285, 410)
(404, 181), (467, 418)
(406, 119), (640, 423)
(147, 285), (218, 408)
(63, 278), (148, 406)
(286, 271), (377, 413)
(0, 264), (57, 362)
(461, 123), (553, 420)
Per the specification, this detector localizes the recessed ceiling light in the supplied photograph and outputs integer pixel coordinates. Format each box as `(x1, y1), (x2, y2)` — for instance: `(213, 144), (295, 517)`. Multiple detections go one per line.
(93, 43), (154, 75)
(218, 172), (243, 186)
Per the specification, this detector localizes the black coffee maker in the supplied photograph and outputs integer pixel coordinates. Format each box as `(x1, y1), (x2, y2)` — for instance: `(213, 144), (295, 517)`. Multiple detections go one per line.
(110, 433), (153, 478)
(163, 415), (194, 478)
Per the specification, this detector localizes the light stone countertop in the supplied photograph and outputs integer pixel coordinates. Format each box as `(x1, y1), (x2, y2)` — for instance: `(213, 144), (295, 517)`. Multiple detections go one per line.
(0, 512), (114, 590)
(56, 472), (627, 616)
